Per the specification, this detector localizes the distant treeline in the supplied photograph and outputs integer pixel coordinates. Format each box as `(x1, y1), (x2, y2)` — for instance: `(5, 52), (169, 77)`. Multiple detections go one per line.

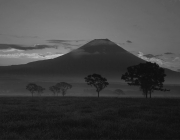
(26, 62), (170, 98)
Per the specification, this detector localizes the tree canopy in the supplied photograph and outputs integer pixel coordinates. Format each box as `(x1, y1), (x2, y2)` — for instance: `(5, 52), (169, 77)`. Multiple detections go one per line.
(26, 83), (38, 97)
(56, 82), (72, 96)
(85, 73), (109, 97)
(26, 83), (45, 97)
(121, 62), (169, 98)
(49, 85), (60, 96)
(37, 86), (45, 96)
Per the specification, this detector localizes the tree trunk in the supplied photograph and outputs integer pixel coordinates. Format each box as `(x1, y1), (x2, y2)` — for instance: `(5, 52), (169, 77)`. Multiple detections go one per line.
(98, 91), (99, 98)
(32, 92), (33, 97)
(144, 88), (148, 99)
(150, 92), (151, 98)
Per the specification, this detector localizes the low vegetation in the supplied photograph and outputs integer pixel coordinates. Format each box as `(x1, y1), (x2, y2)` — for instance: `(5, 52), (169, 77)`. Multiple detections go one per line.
(5, 63), (175, 139)
(0, 97), (180, 139)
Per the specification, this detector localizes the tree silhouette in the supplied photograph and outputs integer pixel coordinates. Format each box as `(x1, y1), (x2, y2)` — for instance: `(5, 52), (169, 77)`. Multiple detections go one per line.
(121, 62), (169, 98)
(56, 82), (72, 97)
(26, 83), (38, 97)
(49, 85), (60, 96)
(85, 73), (109, 97)
(37, 86), (45, 96)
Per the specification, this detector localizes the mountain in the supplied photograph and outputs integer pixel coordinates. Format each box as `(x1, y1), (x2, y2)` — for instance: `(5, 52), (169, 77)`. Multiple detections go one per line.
(0, 39), (179, 83)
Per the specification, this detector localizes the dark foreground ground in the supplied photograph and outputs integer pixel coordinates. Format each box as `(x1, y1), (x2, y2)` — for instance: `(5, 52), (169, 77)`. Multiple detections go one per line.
(0, 97), (180, 139)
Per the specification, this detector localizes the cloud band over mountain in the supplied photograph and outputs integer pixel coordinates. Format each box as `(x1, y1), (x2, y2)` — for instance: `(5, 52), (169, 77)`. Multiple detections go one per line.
(0, 43), (63, 65)
(0, 52), (63, 59)
(0, 40), (89, 66)
(47, 40), (86, 44)
(136, 52), (180, 72)
(0, 44), (58, 51)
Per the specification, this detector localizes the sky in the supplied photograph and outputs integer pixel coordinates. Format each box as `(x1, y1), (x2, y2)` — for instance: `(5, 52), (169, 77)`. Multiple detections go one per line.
(0, 0), (180, 66)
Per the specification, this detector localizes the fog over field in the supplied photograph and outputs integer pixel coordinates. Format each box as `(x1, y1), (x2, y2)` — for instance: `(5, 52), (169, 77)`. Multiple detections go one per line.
(0, 39), (179, 98)
(0, 76), (179, 98)
(1, 39), (179, 92)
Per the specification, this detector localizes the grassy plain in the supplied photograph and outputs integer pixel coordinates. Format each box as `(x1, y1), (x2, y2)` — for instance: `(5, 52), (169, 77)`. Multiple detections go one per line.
(0, 97), (180, 139)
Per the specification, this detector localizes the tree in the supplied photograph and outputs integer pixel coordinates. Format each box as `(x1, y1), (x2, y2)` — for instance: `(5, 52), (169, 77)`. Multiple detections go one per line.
(49, 85), (60, 96)
(26, 83), (38, 97)
(37, 86), (45, 96)
(56, 82), (72, 97)
(121, 62), (169, 98)
(85, 73), (109, 97)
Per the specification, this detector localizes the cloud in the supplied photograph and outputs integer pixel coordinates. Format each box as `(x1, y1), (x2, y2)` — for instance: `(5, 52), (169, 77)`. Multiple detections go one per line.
(143, 54), (155, 58)
(173, 57), (179, 61)
(126, 40), (132, 43)
(0, 48), (24, 52)
(71, 49), (100, 57)
(47, 39), (85, 44)
(137, 52), (180, 72)
(48, 39), (89, 48)
(0, 44), (58, 51)
(164, 52), (174, 55)
(40, 53), (63, 59)
(137, 52), (164, 65)
(0, 52), (63, 59)
(143, 54), (163, 58)
(0, 34), (39, 39)
(47, 40), (70, 44)
(47, 39), (89, 51)
(30, 44), (58, 50)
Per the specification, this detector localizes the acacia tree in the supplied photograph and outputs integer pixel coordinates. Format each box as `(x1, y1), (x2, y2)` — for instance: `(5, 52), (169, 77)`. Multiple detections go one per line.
(121, 62), (169, 98)
(56, 82), (72, 97)
(26, 83), (38, 97)
(37, 86), (45, 96)
(49, 85), (60, 96)
(85, 73), (109, 97)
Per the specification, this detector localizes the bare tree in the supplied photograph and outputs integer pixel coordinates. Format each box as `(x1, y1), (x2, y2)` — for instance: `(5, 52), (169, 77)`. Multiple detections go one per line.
(121, 62), (169, 98)
(56, 82), (72, 97)
(85, 73), (109, 97)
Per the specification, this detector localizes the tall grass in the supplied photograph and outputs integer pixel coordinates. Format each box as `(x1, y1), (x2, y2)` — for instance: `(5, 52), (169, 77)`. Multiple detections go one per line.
(0, 97), (180, 139)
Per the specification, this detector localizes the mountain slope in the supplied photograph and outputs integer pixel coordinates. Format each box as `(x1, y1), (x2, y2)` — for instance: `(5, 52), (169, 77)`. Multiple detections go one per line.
(0, 39), (144, 76)
(0, 39), (179, 83)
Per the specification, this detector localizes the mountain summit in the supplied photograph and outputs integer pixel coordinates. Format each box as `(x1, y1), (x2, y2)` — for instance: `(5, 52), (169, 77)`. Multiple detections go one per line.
(0, 39), (179, 83)
(79, 39), (127, 54)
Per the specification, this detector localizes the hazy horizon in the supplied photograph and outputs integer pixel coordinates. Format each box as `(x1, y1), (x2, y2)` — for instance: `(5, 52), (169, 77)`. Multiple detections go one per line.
(0, 0), (180, 97)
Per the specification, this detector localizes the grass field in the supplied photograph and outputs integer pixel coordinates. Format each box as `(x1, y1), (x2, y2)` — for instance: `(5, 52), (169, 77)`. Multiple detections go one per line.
(1, 97), (180, 139)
